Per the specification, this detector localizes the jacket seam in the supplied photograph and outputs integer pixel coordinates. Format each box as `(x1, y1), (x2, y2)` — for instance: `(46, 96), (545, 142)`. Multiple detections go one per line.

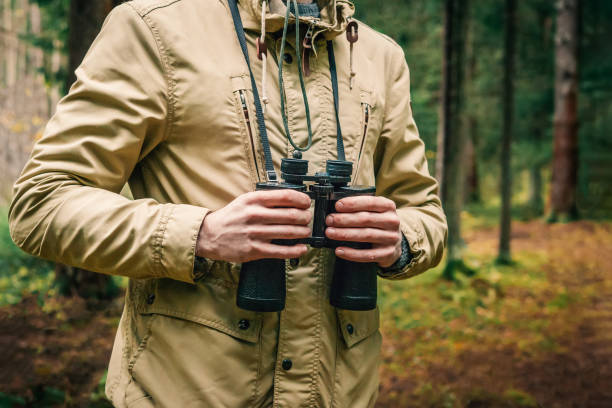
(127, 3), (177, 144)
(127, 314), (156, 374)
(314, 67), (333, 165)
(107, 288), (134, 402)
(273, 263), (289, 407)
(307, 250), (324, 406)
(137, 0), (183, 17)
(329, 322), (342, 408)
(253, 312), (263, 407)
(152, 204), (173, 277)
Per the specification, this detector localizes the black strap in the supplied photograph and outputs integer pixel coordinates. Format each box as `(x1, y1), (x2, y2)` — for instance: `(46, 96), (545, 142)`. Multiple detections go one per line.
(227, 0), (347, 178)
(327, 40), (346, 162)
(228, 0), (277, 181)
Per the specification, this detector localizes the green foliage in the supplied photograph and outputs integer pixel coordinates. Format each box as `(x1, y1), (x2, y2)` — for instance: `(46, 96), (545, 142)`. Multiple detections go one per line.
(0, 209), (55, 307)
(24, 0), (71, 90)
(0, 392), (26, 408)
(355, 0), (612, 218)
(89, 371), (113, 407)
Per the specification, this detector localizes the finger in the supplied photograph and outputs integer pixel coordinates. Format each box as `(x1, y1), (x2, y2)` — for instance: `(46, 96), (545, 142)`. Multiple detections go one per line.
(335, 196), (396, 213)
(246, 207), (312, 225)
(248, 225), (311, 240)
(334, 245), (396, 264)
(326, 211), (400, 230)
(246, 189), (311, 209)
(250, 243), (308, 260)
(326, 227), (399, 245)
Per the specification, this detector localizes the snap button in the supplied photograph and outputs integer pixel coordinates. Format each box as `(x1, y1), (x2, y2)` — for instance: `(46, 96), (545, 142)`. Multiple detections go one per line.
(282, 359), (293, 370)
(238, 319), (250, 330)
(346, 323), (354, 335)
(283, 53), (293, 64)
(290, 258), (299, 268)
(146, 294), (156, 305)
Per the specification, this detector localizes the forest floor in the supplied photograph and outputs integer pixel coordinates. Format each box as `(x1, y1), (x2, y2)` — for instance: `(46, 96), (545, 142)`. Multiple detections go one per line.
(0, 218), (611, 407)
(376, 219), (612, 408)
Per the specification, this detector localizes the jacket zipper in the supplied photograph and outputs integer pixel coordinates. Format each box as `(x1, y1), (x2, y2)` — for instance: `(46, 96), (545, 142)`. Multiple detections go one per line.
(302, 23), (315, 77)
(353, 102), (370, 180)
(239, 90), (261, 180)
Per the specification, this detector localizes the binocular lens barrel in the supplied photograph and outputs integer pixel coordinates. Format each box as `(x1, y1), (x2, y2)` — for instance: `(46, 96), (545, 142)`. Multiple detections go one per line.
(326, 160), (353, 177)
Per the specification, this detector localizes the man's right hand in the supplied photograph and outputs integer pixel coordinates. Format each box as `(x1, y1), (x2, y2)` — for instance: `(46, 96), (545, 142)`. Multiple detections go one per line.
(196, 190), (312, 263)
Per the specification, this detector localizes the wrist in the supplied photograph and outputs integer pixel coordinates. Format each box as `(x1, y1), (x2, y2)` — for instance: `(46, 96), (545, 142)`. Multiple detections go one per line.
(196, 212), (216, 259)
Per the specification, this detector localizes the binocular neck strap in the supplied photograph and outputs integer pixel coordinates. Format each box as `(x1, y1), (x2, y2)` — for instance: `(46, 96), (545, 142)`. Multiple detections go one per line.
(327, 40), (346, 162)
(228, 0), (278, 182)
(227, 0), (346, 181)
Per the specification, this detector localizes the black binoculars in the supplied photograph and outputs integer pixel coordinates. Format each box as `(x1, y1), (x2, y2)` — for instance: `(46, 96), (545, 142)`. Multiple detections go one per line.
(236, 158), (378, 312)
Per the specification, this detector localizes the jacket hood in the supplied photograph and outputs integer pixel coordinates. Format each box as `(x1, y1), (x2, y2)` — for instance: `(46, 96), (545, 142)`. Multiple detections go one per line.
(238, 0), (355, 40)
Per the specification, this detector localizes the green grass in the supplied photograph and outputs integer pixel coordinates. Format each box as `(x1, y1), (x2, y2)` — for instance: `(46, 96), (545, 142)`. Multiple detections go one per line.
(0, 208), (56, 307)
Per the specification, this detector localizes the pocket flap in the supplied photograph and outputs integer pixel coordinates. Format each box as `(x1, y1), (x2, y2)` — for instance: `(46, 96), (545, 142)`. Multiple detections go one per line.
(336, 307), (380, 348)
(142, 277), (262, 343)
(230, 74), (252, 92)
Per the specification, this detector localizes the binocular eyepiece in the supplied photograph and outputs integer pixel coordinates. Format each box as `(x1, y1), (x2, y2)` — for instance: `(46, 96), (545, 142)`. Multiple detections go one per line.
(236, 158), (378, 312)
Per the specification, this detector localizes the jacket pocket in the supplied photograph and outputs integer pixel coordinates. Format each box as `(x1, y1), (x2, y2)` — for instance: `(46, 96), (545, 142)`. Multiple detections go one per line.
(332, 307), (382, 407)
(129, 277), (262, 406)
(231, 74), (263, 186)
(336, 307), (380, 348)
(142, 276), (262, 342)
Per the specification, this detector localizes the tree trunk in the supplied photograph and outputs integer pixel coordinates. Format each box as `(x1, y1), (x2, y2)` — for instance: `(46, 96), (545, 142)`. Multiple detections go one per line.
(528, 164), (544, 215)
(55, 0), (121, 300)
(498, 0), (516, 264)
(463, 5), (479, 205)
(549, 0), (580, 221)
(3, 0), (16, 87)
(465, 118), (479, 204)
(440, 0), (469, 280)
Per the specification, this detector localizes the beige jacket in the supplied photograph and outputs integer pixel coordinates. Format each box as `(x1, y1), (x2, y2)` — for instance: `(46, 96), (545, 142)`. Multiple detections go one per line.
(8, 0), (447, 406)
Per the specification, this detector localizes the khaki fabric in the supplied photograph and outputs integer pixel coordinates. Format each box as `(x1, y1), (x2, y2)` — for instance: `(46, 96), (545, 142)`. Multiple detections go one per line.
(8, 0), (447, 406)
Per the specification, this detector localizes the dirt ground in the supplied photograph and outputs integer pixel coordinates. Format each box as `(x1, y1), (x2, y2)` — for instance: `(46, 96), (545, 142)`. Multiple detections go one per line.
(376, 221), (612, 408)
(0, 296), (120, 407)
(0, 221), (611, 407)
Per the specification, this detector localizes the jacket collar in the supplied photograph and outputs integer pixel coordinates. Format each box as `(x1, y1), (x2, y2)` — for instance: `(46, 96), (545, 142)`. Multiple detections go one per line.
(238, 0), (355, 41)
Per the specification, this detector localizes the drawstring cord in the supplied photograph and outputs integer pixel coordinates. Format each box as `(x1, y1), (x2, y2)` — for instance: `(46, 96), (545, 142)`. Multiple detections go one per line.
(278, 0), (314, 153)
(228, 0), (349, 177)
(257, 0), (269, 113)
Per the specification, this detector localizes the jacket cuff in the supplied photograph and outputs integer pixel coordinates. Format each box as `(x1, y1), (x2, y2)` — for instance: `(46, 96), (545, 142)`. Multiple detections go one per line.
(155, 203), (210, 283)
(378, 216), (426, 280)
(379, 234), (411, 276)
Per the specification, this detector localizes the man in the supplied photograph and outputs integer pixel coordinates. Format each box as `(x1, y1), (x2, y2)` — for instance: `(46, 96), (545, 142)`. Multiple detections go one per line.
(8, 0), (447, 406)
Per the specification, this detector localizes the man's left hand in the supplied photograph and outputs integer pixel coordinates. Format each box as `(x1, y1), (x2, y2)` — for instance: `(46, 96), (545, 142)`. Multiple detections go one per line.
(325, 196), (402, 268)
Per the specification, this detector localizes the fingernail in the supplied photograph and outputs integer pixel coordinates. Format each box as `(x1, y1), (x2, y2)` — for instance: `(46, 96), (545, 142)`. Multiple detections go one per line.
(326, 215), (334, 225)
(337, 249), (345, 255)
(336, 201), (344, 210)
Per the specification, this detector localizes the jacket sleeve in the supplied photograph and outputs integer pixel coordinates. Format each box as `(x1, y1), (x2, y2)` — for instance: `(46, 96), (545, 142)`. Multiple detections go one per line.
(8, 4), (209, 284)
(374, 45), (448, 280)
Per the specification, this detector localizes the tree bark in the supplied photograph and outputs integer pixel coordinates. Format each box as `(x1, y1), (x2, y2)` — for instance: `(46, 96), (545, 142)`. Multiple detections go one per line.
(529, 164), (544, 215)
(498, 0), (516, 264)
(439, 0), (469, 279)
(550, 0), (580, 221)
(464, 126), (480, 204)
(3, 0), (17, 87)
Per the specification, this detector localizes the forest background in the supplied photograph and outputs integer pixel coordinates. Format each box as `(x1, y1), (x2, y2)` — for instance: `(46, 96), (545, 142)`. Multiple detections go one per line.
(1, 0), (611, 407)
